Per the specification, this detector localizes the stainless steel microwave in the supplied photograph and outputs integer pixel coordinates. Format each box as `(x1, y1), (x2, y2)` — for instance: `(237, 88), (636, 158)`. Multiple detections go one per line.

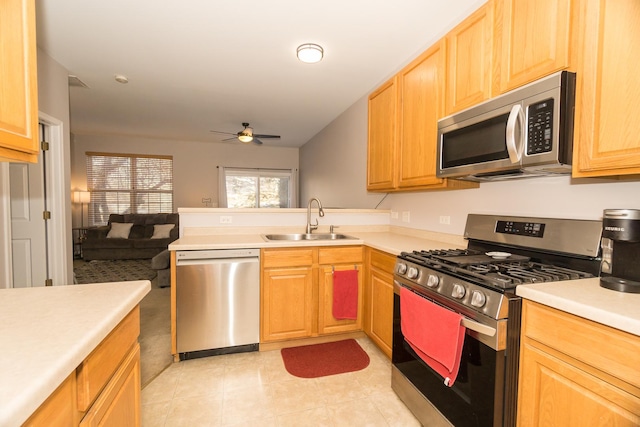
(437, 71), (576, 182)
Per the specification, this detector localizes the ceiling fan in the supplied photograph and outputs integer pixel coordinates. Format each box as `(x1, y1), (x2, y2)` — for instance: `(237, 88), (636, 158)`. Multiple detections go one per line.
(210, 122), (280, 145)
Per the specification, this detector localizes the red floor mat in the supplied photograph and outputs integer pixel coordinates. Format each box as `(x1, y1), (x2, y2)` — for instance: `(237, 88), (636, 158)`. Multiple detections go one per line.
(281, 339), (370, 378)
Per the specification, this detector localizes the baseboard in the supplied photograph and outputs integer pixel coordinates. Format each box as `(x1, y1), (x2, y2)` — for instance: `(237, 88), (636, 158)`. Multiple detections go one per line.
(259, 331), (366, 352)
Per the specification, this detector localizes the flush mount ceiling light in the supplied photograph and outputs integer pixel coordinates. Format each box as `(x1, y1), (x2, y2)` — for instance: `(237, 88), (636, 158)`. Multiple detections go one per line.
(114, 74), (129, 84)
(296, 43), (324, 63)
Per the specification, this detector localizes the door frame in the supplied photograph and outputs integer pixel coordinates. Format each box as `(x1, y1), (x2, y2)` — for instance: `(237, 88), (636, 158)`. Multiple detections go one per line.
(0, 112), (70, 288)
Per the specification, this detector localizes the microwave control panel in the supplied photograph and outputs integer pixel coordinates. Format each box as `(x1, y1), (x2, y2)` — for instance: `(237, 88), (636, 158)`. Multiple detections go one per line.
(527, 98), (554, 155)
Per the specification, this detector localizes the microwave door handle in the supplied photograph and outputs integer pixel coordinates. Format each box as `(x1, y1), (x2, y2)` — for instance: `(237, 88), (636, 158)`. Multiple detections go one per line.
(505, 104), (525, 163)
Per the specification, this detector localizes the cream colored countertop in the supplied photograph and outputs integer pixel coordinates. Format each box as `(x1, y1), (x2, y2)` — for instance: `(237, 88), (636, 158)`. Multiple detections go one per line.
(0, 280), (151, 427)
(168, 230), (467, 254)
(516, 278), (640, 336)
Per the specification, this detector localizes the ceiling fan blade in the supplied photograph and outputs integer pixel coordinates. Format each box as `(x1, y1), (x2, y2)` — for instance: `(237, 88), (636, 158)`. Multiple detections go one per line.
(222, 136), (238, 141)
(210, 130), (237, 136)
(253, 134), (280, 139)
(253, 138), (264, 145)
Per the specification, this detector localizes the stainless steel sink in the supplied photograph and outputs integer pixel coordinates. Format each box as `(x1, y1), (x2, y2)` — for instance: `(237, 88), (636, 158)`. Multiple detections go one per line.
(262, 233), (357, 241)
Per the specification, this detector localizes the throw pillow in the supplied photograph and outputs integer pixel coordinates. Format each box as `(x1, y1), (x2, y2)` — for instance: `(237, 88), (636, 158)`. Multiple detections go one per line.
(151, 224), (175, 239)
(107, 222), (134, 239)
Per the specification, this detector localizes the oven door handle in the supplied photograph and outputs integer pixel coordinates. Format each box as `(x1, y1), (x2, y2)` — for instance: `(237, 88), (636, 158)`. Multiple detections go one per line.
(461, 317), (496, 337)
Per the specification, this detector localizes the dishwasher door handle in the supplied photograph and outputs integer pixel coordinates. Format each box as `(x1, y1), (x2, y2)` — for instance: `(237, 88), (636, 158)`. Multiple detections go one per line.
(176, 256), (259, 267)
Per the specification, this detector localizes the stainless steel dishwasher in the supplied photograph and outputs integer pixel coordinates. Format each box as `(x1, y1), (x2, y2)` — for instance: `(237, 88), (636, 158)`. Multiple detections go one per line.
(175, 248), (260, 359)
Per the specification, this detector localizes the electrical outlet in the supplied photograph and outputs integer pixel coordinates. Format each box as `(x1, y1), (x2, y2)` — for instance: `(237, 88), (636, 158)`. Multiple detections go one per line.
(391, 211), (399, 219)
(402, 211), (410, 223)
(439, 215), (451, 225)
(220, 216), (232, 224)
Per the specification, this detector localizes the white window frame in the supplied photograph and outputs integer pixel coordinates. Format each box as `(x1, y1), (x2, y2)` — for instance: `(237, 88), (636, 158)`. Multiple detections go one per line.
(86, 152), (174, 225)
(218, 167), (298, 208)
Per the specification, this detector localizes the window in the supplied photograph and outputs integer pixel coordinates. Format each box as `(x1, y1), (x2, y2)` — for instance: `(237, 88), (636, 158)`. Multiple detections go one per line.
(218, 167), (297, 208)
(86, 152), (173, 225)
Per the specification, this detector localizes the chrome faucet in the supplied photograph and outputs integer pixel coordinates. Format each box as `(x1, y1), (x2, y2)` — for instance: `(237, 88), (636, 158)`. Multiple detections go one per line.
(306, 197), (325, 234)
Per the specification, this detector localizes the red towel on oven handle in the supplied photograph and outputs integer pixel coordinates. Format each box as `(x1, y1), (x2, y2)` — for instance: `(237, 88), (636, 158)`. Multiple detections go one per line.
(400, 286), (466, 387)
(332, 269), (358, 320)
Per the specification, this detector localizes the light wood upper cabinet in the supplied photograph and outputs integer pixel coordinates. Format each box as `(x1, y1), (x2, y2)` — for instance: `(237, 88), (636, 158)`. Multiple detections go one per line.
(0, 0), (39, 163)
(366, 41), (478, 192)
(495, 0), (576, 94)
(397, 42), (446, 189)
(445, 1), (495, 116)
(517, 300), (640, 426)
(367, 78), (397, 191)
(572, 0), (640, 177)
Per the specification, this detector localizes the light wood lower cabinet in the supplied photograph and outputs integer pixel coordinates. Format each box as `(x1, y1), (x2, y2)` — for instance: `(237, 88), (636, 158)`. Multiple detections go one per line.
(261, 246), (363, 343)
(262, 265), (314, 341)
(517, 300), (640, 426)
(23, 307), (142, 427)
(364, 248), (395, 359)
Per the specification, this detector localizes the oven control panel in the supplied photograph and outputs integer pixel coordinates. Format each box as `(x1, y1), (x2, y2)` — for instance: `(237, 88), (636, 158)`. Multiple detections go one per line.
(496, 220), (545, 238)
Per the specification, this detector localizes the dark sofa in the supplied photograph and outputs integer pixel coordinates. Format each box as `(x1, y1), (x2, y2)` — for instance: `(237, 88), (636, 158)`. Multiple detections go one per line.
(83, 213), (179, 261)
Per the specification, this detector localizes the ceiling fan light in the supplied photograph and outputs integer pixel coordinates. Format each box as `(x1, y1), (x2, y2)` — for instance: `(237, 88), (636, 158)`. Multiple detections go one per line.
(238, 134), (253, 143)
(297, 43), (323, 64)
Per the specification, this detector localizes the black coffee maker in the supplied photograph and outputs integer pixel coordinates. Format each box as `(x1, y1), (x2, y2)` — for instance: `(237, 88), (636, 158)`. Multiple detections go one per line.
(600, 209), (640, 293)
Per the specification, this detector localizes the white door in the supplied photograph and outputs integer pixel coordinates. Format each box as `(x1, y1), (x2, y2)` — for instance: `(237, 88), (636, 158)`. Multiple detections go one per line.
(9, 124), (49, 287)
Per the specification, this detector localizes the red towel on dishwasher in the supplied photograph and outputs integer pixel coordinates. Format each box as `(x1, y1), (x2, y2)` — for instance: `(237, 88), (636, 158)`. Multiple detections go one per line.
(332, 269), (358, 320)
(400, 287), (466, 387)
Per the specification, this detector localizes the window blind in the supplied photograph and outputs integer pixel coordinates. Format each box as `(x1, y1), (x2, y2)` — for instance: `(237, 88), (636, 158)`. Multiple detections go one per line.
(85, 152), (173, 226)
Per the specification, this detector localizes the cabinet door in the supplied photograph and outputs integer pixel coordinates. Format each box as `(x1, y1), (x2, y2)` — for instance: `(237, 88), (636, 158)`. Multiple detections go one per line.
(496, 0), (574, 93)
(318, 264), (363, 335)
(0, 0), (39, 163)
(368, 268), (394, 358)
(80, 344), (141, 427)
(397, 41), (446, 188)
(573, 0), (640, 177)
(445, 2), (494, 115)
(367, 77), (397, 191)
(261, 267), (314, 342)
(517, 343), (640, 426)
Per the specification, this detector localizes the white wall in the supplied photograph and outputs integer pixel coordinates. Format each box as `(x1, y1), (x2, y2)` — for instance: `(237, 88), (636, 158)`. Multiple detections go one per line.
(300, 96), (385, 209)
(299, 89), (640, 236)
(70, 134), (299, 224)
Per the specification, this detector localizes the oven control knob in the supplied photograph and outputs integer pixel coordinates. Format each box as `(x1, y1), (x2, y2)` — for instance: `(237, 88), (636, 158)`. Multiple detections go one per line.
(471, 290), (486, 307)
(426, 274), (440, 288)
(452, 283), (466, 299)
(407, 267), (419, 279)
(397, 263), (407, 275)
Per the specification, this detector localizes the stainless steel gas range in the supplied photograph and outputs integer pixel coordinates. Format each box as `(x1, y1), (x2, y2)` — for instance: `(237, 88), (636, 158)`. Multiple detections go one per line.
(391, 214), (602, 427)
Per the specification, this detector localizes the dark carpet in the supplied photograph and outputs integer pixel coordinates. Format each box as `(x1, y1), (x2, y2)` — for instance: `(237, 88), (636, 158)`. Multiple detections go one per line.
(281, 339), (370, 378)
(74, 259), (157, 284)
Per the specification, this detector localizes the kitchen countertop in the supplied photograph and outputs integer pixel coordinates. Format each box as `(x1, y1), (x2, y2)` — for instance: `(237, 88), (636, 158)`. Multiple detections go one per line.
(516, 278), (640, 337)
(169, 230), (467, 254)
(0, 280), (151, 427)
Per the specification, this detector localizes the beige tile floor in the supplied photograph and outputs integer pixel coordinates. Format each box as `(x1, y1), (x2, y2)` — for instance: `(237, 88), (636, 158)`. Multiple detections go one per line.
(141, 337), (420, 426)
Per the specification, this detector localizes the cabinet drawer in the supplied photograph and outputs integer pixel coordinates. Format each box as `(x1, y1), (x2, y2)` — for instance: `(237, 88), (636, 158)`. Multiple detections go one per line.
(369, 248), (395, 273)
(522, 301), (640, 389)
(80, 343), (140, 427)
(262, 248), (314, 268)
(318, 246), (363, 265)
(76, 307), (140, 412)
